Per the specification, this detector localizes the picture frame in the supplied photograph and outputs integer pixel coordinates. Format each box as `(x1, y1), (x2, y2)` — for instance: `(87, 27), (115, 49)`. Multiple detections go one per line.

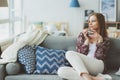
(84, 10), (94, 21)
(100, 0), (117, 21)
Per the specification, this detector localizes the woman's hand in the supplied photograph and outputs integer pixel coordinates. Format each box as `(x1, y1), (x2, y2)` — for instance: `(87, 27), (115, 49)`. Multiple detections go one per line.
(82, 28), (89, 40)
(88, 29), (103, 43)
(82, 28), (90, 45)
(82, 28), (103, 44)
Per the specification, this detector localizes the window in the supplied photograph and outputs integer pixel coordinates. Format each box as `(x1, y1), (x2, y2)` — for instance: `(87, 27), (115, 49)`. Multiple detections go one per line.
(0, 7), (9, 41)
(0, 0), (23, 41)
(9, 0), (24, 36)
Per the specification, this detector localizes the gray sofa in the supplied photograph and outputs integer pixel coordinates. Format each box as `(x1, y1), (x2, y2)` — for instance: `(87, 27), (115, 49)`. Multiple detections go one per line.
(0, 35), (120, 80)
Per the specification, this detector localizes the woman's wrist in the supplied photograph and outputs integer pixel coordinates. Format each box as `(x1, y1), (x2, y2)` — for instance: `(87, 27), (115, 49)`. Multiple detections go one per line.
(97, 36), (103, 43)
(84, 39), (89, 45)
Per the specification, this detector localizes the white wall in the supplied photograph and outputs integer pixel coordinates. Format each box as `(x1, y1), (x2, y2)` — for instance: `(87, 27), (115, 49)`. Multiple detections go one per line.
(23, 0), (99, 36)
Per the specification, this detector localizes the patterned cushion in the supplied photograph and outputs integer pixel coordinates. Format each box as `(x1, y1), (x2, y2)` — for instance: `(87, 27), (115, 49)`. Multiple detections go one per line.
(34, 46), (69, 74)
(18, 45), (36, 74)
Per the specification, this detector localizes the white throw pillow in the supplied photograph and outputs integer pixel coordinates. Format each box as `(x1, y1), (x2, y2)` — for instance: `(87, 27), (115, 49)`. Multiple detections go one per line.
(45, 24), (58, 34)
(29, 30), (48, 45)
(1, 41), (27, 62)
(17, 29), (39, 42)
(0, 29), (40, 63)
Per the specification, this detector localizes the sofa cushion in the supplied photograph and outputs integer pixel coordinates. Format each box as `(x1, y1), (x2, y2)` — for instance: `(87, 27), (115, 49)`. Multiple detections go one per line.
(6, 62), (21, 75)
(5, 74), (63, 80)
(41, 36), (76, 51)
(0, 64), (6, 80)
(105, 38), (120, 70)
(34, 46), (68, 74)
(18, 45), (36, 74)
(0, 46), (2, 56)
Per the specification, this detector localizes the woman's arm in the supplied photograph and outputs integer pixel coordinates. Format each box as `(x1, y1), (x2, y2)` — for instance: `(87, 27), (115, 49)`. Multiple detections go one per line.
(76, 32), (89, 55)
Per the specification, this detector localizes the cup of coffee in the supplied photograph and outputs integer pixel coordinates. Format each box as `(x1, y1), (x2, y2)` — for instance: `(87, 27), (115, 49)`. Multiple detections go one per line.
(87, 30), (94, 37)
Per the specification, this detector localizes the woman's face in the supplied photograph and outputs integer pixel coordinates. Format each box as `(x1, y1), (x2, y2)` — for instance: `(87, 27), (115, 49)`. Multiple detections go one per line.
(88, 15), (100, 30)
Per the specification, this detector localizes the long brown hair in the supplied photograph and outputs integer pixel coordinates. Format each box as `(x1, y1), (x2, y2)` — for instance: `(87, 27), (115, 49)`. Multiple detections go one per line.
(88, 13), (108, 38)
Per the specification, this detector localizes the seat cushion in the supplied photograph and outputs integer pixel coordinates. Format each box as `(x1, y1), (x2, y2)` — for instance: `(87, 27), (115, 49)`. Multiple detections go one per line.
(34, 46), (69, 74)
(5, 74), (63, 80)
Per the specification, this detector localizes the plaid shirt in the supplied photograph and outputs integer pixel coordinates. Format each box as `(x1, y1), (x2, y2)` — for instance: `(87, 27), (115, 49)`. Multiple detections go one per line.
(76, 32), (110, 61)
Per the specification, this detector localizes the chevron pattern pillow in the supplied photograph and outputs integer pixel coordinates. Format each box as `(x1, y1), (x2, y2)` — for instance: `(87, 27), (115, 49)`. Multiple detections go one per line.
(18, 45), (36, 74)
(34, 46), (68, 74)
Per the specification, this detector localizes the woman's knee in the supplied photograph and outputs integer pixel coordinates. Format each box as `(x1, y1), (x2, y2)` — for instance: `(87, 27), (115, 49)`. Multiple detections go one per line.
(66, 51), (75, 60)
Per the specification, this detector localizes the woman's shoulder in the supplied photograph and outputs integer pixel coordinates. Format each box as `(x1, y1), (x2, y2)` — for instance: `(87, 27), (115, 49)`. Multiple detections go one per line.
(103, 37), (111, 44)
(78, 32), (83, 37)
(104, 37), (110, 41)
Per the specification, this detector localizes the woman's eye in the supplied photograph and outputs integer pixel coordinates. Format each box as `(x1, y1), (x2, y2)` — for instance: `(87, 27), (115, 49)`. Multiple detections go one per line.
(88, 20), (96, 23)
(92, 20), (96, 22)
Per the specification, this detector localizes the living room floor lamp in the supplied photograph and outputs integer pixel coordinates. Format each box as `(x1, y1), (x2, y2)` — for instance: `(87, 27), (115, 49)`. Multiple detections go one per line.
(70, 0), (80, 7)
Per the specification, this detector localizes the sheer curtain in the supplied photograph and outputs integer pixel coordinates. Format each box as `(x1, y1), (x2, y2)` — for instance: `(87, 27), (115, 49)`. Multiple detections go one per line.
(0, 0), (24, 41)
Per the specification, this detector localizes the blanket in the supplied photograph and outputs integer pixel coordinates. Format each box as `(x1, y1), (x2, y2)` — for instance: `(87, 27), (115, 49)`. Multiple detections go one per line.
(0, 30), (48, 64)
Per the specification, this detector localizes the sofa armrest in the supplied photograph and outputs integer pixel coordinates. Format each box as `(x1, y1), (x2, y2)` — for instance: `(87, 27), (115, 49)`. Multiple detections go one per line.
(6, 62), (21, 75)
(0, 64), (6, 80)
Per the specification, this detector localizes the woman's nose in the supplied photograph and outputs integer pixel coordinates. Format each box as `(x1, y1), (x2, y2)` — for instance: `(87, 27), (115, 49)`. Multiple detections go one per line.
(89, 22), (92, 25)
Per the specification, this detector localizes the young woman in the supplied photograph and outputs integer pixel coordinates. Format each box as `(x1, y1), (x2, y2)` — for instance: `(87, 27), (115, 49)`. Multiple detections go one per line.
(58, 13), (111, 80)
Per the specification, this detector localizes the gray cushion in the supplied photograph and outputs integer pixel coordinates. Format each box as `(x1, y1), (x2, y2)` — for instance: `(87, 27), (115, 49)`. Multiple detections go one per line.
(41, 36), (76, 50)
(67, 46), (76, 51)
(0, 46), (2, 56)
(6, 62), (21, 75)
(5, 74), (64, 80)
(0, 64), (6, 80)
(5, 73), (119, 80)
(105, 38), (120, 70)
